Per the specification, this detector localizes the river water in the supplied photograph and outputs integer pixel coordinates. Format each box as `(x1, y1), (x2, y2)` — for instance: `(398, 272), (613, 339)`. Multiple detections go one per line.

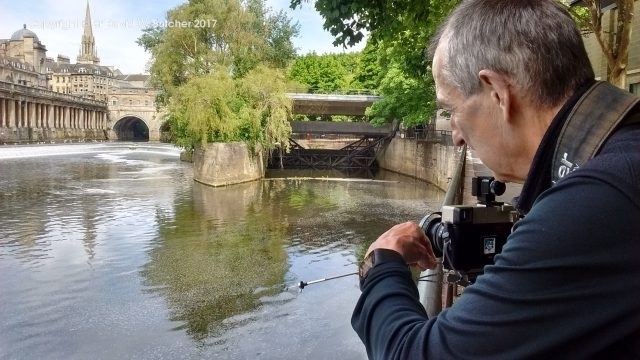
(0, 142), (443, 360)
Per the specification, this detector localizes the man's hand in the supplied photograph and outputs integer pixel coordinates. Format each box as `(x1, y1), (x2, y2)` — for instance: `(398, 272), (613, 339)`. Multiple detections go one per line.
(366, 221), (438, 271)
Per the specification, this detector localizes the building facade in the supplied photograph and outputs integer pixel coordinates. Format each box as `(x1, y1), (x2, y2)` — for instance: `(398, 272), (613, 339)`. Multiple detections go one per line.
(0, 2), (164, 142)
(0, 25), (48, 88)
(0, 2), (156, 104)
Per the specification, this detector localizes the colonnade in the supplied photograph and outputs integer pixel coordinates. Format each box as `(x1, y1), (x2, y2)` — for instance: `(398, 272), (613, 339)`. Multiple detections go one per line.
(0, 97), (107, 130)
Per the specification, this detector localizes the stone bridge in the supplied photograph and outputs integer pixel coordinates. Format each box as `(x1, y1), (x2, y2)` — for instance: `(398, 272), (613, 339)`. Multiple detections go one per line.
(106, 91), (165, 142)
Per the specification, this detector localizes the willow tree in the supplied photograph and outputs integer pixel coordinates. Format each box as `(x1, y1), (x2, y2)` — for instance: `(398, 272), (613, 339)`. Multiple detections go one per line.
(568, 0), (635, 89)
(138, 0), (299, 151)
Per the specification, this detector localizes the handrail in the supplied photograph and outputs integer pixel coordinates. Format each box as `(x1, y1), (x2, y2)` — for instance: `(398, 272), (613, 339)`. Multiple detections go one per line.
(286, 87), (381, 96)
(418, 144), (467, 317)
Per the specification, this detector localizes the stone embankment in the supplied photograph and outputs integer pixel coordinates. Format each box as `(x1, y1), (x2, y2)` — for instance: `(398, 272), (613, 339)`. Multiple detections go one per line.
(377, 137), (522, 204)
(189, 136), (522, 203)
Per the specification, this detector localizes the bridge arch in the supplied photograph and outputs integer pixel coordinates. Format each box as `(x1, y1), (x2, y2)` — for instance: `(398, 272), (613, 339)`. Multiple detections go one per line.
(112, 115), (150, 141)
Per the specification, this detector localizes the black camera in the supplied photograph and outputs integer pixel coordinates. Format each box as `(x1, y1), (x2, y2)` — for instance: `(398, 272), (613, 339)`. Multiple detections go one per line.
(419, 176), (519, 274)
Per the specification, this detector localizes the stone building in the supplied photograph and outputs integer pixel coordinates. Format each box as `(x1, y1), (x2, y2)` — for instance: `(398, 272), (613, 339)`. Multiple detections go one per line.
(45, 2), (119, 102)
(0, 2), (155, 104)
(110, 74), (155, 108)
(0, 25), (48, 88)
(45, 56), (118, 102)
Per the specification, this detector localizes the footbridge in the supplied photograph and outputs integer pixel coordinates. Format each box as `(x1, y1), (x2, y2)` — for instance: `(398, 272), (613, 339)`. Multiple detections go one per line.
(269, 120), (397, 171)
(286, 92), (381, 116)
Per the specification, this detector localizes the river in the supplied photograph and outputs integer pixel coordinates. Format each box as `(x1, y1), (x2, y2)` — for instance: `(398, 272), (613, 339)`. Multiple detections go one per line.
(0, 142), (443, 360)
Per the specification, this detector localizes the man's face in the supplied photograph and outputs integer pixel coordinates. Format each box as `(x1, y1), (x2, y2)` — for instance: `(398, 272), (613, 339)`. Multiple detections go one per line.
(432, 44), (513, 182)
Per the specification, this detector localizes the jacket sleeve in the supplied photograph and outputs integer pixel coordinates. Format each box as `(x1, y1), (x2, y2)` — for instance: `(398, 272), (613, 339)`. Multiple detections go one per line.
(352, 174), (640, 359)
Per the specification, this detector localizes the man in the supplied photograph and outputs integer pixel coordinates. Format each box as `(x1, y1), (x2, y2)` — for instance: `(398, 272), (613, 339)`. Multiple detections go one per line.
(352, 0), (640, 358)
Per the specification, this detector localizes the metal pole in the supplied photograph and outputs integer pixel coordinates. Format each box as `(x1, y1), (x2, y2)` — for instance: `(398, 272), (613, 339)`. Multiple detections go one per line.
(418, 144), (466, 317)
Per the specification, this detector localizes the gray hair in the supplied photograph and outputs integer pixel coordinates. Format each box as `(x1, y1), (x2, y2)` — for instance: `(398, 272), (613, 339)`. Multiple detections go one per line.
(428, 0), (594, 107)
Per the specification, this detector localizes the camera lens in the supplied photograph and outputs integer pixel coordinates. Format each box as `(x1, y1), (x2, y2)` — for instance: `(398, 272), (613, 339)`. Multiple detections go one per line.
(419, 212), (445, 257)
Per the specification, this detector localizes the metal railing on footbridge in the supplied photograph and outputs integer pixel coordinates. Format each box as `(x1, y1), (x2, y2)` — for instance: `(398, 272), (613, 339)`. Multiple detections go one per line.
(287, 87), (381, 96)
(398, 125), (454, 146)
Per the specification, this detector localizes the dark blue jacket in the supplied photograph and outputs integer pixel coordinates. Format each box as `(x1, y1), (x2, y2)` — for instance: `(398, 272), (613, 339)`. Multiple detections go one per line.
(352, 89), (640, 359)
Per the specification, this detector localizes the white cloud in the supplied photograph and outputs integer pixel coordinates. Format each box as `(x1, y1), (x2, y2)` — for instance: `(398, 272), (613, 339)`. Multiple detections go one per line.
(0, 0), (367, 74)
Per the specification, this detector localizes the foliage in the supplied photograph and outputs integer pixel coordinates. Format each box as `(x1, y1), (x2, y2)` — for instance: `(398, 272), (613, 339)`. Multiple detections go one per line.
(166, 66), (292, 152)
(288, 51), (370, 122)
(287, 1), (457, 127)
(362, 2), (457, 127)
(366, 64), (435, 127)
(288, 52), (348, 92)
(353, 41), (383, 91)
(137, 0), (299, 151)
(288, 52), (364, 93)
(289, 0), (452, 48)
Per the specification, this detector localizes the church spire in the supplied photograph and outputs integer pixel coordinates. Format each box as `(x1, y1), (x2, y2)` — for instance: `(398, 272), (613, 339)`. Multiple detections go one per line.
(77, 1), (100, 65)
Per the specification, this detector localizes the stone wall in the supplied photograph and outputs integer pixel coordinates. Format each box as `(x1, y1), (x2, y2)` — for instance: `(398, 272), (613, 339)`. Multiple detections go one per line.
(377, 138), (522, 205)
(193, 142), (264, 187)
(377, 138), (459, 192)
(0, 126), (107, 144)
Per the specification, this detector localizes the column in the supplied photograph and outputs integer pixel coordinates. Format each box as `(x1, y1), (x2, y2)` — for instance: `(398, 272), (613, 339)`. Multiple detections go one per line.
(47, 104), (53, 128)
(25, 101), (31, 128)
(8, 100), (15, 128)
(51, 105), (60, 129)
(17, 100), (23, 128)
(0, 98), (5, 128)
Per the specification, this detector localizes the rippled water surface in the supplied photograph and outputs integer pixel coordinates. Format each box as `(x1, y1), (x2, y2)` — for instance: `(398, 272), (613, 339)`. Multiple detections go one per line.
(0, 142), (443, 360)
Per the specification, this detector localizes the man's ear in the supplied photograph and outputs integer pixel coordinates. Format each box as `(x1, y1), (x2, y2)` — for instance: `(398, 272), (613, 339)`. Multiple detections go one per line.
(478, 69), (513, 123)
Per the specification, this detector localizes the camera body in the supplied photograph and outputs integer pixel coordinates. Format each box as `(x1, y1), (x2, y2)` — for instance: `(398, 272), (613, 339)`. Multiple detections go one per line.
(420, 177), (519, 274)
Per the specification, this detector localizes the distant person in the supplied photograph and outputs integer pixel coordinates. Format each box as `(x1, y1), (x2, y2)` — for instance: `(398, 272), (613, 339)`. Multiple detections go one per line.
(352, 0), (640, 358)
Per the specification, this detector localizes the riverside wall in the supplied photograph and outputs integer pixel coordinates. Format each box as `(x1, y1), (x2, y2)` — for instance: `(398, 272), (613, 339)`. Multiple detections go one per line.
(0, 127), (107, 144)
(377, 138), (522, 205)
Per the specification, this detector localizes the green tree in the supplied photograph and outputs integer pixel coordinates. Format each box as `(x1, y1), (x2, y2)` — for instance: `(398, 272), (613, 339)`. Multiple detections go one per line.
(167, 65), (292, 151)
(288, 52), (348, 92)
(289, 0), (448, 48)
(353, 41), (383, 91)
(288, 1), (457, 127)
(137, 0), (299, 152)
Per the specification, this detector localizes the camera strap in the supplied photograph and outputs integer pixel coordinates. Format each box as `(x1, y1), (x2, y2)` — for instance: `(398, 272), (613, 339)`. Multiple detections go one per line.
(551, 81), (640, 184)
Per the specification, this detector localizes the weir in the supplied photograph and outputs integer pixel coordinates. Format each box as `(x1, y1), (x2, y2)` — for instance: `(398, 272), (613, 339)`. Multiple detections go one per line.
(269, 120), (397, 171)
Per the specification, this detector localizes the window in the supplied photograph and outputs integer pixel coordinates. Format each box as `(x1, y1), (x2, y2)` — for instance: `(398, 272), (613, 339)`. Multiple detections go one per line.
(630, 83), (640, 97)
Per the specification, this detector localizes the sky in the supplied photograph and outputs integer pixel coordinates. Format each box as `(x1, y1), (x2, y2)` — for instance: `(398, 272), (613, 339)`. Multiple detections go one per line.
(0, 0), (366, 74)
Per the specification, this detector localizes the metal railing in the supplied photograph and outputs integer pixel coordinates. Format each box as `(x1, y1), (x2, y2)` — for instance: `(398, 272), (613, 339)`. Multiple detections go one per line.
(399, 125), (454, 146)
(287, 87), (380, 96)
